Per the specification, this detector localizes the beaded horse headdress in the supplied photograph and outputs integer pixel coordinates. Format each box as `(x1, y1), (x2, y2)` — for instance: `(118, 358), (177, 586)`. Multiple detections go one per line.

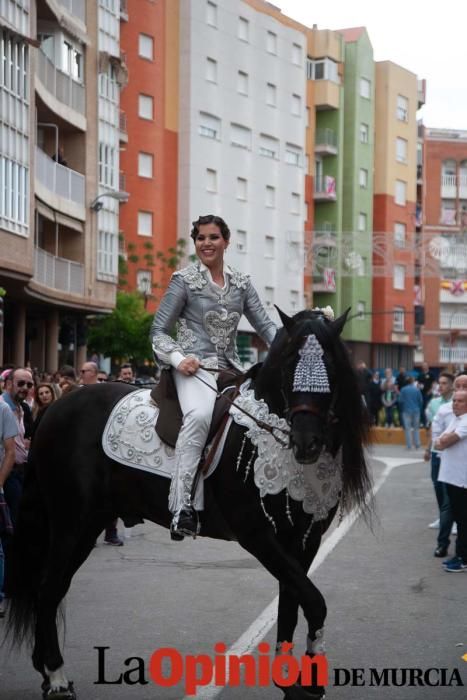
(292, 307), (333, 394)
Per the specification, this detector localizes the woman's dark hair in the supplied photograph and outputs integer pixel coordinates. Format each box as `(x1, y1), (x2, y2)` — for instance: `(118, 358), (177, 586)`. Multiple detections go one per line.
(190, 215), (231, 242)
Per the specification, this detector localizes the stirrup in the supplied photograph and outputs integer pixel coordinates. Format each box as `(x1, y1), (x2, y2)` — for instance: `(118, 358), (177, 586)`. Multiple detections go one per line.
(171, 507), (200, 539)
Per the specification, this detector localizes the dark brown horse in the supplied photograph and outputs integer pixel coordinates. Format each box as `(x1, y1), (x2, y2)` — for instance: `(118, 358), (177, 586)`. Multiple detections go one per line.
(5, 308), (371, 699)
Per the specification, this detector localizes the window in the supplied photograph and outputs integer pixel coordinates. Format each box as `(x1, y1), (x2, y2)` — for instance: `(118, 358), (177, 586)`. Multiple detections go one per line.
(358, 212), (367, 232)
(136, 270), (152, 294)
(237, 70), (248, 95)
(396, 137), (408, 163)
(199, 112), (221, 140)
(0, 156), (29, 234)
(98, 143), (116, 187)
(290, 290), (299, 310)
(285, 143), (301, 166)
(138, 94), (153, 120)
(265, 185), (276, 208)
(61, 40), (83, 81)
(97, 230), (118, 279)
(360, 123), (369, 143)
(266, 30), (277, 54)
(394, 222), (406, 248)
(306, 58), (339, 82)
(393, 307), (405, 331)
(397, 94), (408, 122)
(259, 134), (279, 159)
(206, 1), (217, 27)
(230, 123), (251, 149)
(138, 34), (154, 60)
(394, 264), (405, 290)
(360, 77), (371, 99)
(265, 235), (275, 258)
(356, 301), (365, 320)
(205, 57), (217, 83)
(138, 152), (153, 178)
(292, 43), (302, 66)
(395, 179), (407, 206)
(291, 192), (300, 215)
(238, 16), (249, 41)
(206, 168), (217, 192)
(264, 286), (274, 307)
(236, 229), (247, 253)
(359, 168), (368, 188)
(291, 94), (301, 116)
(237, 177), (247, 200)
(266, 82), (276, 107)
(138, 211), (153, 237)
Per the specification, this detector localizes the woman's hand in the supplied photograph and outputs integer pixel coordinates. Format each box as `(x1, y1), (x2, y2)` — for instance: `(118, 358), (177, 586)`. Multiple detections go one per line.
(176, 357), (201, 376)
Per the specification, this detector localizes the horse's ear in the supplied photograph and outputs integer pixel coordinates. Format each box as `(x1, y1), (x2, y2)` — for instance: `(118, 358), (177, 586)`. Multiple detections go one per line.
(330, 307), (351, 336)
(274, 305), (294, 334)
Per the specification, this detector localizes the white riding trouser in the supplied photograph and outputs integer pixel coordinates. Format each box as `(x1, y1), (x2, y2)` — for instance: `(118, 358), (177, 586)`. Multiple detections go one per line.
(168, 368), (217, 517)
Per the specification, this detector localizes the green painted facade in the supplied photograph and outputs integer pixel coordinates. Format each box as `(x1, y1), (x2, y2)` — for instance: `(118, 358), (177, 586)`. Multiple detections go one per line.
(314, 29), (375, 344)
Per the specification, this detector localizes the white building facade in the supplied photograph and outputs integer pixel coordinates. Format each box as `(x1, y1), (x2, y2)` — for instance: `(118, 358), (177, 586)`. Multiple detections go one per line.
(178, 0), (307, 346)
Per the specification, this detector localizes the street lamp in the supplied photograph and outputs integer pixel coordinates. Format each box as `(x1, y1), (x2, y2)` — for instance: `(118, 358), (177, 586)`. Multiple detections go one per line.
(90, 191), (129, 211)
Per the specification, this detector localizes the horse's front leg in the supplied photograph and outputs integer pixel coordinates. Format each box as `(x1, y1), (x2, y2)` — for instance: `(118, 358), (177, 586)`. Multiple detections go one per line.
(238, 529), (327, 699)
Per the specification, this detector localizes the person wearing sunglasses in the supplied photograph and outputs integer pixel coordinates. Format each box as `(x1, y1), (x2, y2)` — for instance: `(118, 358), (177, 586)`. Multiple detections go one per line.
(0, 368), (34, 596)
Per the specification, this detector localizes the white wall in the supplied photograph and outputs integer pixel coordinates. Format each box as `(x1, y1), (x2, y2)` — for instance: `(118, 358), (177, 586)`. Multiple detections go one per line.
(178, 0), (307, 326)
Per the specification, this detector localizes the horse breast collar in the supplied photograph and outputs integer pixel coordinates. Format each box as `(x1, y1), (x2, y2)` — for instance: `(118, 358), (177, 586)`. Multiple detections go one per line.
(229, 380), (342, 522)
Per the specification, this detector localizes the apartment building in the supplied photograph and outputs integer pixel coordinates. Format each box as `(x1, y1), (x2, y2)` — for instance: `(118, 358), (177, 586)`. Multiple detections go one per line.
(419, 127), (467, 369)
(0, 0), (124, 370)
(119, 0), (179, 313)
(371, 61), (421, 369)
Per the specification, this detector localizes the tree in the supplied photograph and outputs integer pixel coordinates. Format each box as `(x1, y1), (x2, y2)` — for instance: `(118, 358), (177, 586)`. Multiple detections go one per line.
(87, 291), (153, 364)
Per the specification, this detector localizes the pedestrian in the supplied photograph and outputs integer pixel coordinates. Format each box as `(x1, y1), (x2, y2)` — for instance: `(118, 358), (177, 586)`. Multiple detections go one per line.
(0, 400), (18, 617)
(97, 369), (108, 383)
(368, 371), (383, 425)
(58, 365), (79, 395)
(424, 372), (455, 557)
(381, 381), (398, 427)
(398, 376), (423, 449)
(151, 214), (276, 540)
(418, 362), (435, 427)
(31, 382), (58, 440)
(395, 366), (409, 391)
(434, 389), (467, 572)
(79, 361), (98, 385)
(117, 363), (135, 383)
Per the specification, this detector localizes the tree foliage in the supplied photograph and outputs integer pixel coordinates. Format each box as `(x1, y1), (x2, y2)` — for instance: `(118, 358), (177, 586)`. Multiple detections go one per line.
(87, 291), (153, 364)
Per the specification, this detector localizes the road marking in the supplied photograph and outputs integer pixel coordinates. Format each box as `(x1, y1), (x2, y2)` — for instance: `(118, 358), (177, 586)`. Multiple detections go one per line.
(182, 456), (418, 699)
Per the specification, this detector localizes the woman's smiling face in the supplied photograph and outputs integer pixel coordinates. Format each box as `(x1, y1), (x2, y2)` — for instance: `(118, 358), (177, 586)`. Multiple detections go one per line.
(194, 222), (228, 269)
(38, 386), (53, 405)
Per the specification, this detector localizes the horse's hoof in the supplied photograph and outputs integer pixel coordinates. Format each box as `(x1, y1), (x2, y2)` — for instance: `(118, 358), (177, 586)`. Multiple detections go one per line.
(42, 681), (76, 700)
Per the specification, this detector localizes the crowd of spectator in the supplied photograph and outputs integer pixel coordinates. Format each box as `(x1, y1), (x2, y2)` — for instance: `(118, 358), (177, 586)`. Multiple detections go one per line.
(0, 361), (153, 616)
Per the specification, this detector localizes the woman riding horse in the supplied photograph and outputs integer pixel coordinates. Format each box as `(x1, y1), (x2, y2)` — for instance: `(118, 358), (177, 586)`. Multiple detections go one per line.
(151, 214), (276, 539)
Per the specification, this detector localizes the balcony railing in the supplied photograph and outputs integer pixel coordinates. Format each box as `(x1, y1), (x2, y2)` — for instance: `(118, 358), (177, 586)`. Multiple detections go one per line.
(37, 49), (85, 115)
(440, 312), (467, 329)
(314, 128), (338, 154)
(314, 176), (337, 200)
(57, 0), (86, 23)
(441, 174), (456, 199)
(35, 147), (85, 207)
(439, 345), (467, 363)
(34, 247), (84, 296)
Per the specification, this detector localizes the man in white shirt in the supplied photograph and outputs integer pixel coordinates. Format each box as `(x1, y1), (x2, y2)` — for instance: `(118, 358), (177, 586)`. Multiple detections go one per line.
(435, 389), (467, 572)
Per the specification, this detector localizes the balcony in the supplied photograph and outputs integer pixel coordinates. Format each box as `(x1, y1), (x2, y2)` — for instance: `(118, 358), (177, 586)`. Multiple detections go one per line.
(314, 81), (340, 110)
(441, 174), (456, 199)
(460, 175), (467, 200)
(312, 268), (336, 292)
(119, 110), (128, 142)
(314, 128), (338, 155)
(314, 176), (336, 201)
(36, 49), (86, 130)
(440, 311), (467, 329)
(57, 0), (86, 23)
(314, 229), (337, 247)
(34, 246), (84, 296)
(439, 345), (467, 364)
(120, 0), (128, 20)
(35, 146), (85, 220)
(440, 208), (457, 226)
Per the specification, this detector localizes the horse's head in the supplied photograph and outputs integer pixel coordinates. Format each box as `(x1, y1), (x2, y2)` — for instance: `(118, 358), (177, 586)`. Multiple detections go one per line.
(274, 305), (350, 464)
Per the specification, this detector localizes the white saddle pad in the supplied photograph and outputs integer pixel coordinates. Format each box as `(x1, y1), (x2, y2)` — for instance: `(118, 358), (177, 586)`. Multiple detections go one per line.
(102, 389), (228, 481)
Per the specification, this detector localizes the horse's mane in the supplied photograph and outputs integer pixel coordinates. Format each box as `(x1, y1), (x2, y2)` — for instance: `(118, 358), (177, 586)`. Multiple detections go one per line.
(255, 310), (372, 519)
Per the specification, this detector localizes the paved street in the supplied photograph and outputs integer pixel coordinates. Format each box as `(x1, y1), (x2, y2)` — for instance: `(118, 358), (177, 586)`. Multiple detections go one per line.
(1, 444), (466, 700)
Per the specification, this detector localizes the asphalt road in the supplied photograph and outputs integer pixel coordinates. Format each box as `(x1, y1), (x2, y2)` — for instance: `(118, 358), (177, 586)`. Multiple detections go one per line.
(1, 444), (466, 700)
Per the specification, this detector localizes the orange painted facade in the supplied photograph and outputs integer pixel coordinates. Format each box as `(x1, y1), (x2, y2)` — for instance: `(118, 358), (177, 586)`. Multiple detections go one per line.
(372, 193), (415, 344)
(119, 0), (178, 314)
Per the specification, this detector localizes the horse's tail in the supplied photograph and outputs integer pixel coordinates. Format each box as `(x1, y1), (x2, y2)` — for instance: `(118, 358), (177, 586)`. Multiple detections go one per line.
(5, 456), (49, 648)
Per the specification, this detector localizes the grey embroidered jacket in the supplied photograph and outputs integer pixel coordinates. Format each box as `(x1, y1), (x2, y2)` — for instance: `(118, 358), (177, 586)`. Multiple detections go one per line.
(151, 261), (277, 370)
